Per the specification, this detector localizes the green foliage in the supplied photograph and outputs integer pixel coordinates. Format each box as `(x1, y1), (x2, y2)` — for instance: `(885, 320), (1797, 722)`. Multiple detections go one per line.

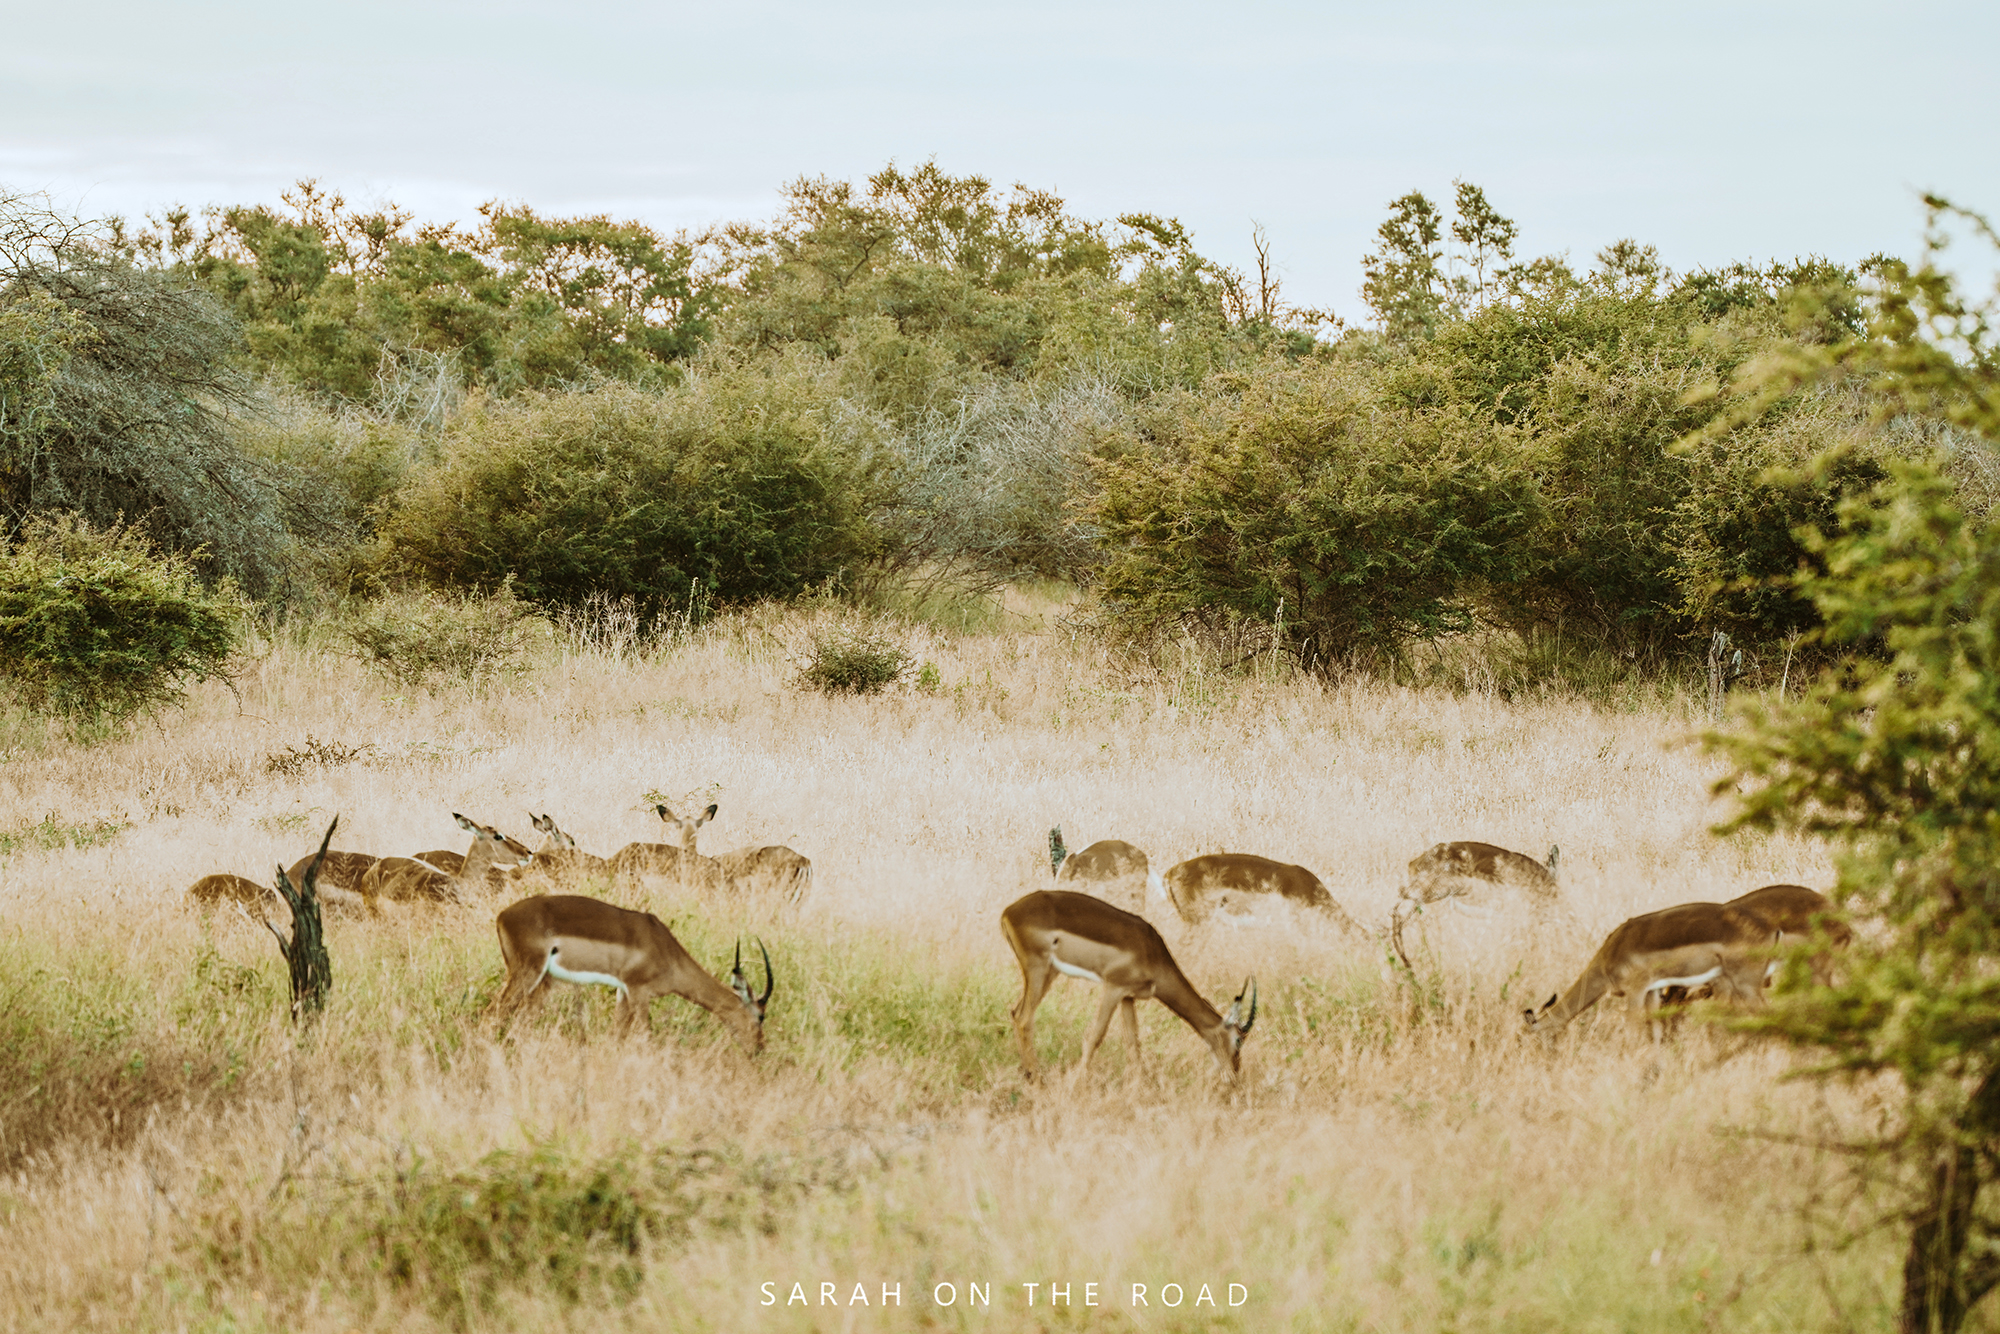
(1709, 205), (2000, 1334)
(373, 370), (891, 611)
(340, 583), (541, 692)
(128, 181), (715, 404)
(187, 1140), (841, 1327)
(0, 515), (238, 728)
(1362, 191), (1448, 342)
(797, 625), (910, 694)
(3, 194), (300, 595)
(0, 813), (127, 859)
(1090, 360), (1542, 667)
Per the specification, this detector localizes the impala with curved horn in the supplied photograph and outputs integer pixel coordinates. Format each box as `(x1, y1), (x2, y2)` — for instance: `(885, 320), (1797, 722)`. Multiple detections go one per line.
(1048, 826), (1165, 917)
(1000, 889), (1256, 1081)
(491, 893), (773, 1052)
(1160, 853), (1360, 933)
(1523, 901), (1774, 1038)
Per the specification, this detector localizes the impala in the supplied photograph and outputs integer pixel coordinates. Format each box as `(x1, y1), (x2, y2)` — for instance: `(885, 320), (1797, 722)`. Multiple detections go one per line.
(1048, 827), (1165, 917)
(186, 873), (278, 910)
(362, 814), (530, 905)
(188, 869), (368, 915)
(1523, 901), (1776, 1038)
(1160, 854), (1360, 933)
(613, 801), (812, 907)
(1000, 889), (1256, 1082)
(491, 893), (774, 1052)
(608, 802), (727, 889)
(513, 813), (612, 882)
(1403, 841), (1560, 907)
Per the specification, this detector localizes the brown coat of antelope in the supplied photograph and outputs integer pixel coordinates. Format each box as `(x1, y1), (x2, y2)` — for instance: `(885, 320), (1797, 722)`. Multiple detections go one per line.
(1161, 853), (1360, 933)
(491, 893), (773, 1052)
(1523, 901), (1776, 1038)
(1653, 884), (1851, 1007)
(1000, 889), (1256, 1082)
(279, 850), (386, 898)
(185, 873), (281, 911)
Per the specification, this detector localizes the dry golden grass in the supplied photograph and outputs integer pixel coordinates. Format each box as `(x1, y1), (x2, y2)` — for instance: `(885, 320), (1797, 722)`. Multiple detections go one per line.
(0, 592), (1913, 1331)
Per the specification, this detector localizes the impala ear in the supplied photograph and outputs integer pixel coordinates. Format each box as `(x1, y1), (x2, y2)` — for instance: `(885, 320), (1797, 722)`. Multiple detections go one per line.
(453, 812), (475, 832)
(655, 804), (672, 821)
(700, 803), (718, 825)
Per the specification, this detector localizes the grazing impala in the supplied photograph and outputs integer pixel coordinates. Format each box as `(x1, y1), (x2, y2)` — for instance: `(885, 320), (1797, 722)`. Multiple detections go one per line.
(1048, 827), (1164, 916)
(491, 893), (773, 1052)
(1161, 854), (1360, 933)
(1523, 901), (1776, 1039)
(362, 815), (530, 905)
(1403, 842), (1560, 907)
(1000, 889), (1256, 1082)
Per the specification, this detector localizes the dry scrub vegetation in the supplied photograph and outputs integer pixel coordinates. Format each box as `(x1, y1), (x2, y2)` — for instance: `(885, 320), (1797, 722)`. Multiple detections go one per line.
(0, 591), (1901, 1331)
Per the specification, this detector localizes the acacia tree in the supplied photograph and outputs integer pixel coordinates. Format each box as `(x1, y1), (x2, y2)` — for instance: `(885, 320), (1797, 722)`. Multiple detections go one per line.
(1, 190), (299, 595)
(1708, 199), (2000, 1334)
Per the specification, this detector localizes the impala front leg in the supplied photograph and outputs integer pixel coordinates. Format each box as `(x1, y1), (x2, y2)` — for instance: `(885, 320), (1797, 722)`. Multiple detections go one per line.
(1117, 996), (1146, 1083)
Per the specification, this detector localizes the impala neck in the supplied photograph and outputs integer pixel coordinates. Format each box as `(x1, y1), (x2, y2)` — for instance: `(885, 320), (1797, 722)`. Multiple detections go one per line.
(1533, 969), (1608, 1031)
(1149, 961), (1233, 1061)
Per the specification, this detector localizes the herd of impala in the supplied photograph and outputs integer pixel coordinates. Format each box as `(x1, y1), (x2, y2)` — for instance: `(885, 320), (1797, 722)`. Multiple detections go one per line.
(183, 805), (1851, 1083)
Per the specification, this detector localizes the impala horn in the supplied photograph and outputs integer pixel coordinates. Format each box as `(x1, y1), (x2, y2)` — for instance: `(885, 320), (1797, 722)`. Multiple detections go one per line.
(729, 939), (776, 1011)
(1229, 977), (1258, 1036)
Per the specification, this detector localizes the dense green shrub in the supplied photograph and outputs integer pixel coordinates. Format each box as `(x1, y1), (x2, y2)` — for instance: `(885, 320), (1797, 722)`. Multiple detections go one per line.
(340, 583), (540, 691)
(1091, 361), (1542, 667)
(0, 514), (238, 727)
(373, 367), (890, 611)
(797, 626), (910, 693)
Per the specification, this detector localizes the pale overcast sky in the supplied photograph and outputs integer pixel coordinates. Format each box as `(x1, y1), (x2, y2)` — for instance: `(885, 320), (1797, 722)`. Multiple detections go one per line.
(2, 0), (1993, 317)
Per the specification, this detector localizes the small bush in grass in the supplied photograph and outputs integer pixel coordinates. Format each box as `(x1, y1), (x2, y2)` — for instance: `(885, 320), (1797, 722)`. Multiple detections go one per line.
(188, 1141), (843, 1324)
(797, 627), (910, 694)
(0, 514), (239, 731)
(340, 582), (541, 691)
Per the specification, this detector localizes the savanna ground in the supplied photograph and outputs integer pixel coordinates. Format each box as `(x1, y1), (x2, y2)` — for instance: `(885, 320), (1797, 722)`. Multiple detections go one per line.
(0, 590), (1913, 1332)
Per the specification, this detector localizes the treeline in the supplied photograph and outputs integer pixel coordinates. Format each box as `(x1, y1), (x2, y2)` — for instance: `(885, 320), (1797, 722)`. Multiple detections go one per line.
(0, 165), (1988, 685)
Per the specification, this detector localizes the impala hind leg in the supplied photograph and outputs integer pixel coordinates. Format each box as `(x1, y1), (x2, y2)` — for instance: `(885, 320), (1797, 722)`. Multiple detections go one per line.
(491, 960), (552, 1035)
(1078, 986), (1126, 1074)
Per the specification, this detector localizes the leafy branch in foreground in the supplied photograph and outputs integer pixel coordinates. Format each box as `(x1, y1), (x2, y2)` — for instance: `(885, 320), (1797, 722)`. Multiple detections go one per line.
(1708, 199), (2000, 1334)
